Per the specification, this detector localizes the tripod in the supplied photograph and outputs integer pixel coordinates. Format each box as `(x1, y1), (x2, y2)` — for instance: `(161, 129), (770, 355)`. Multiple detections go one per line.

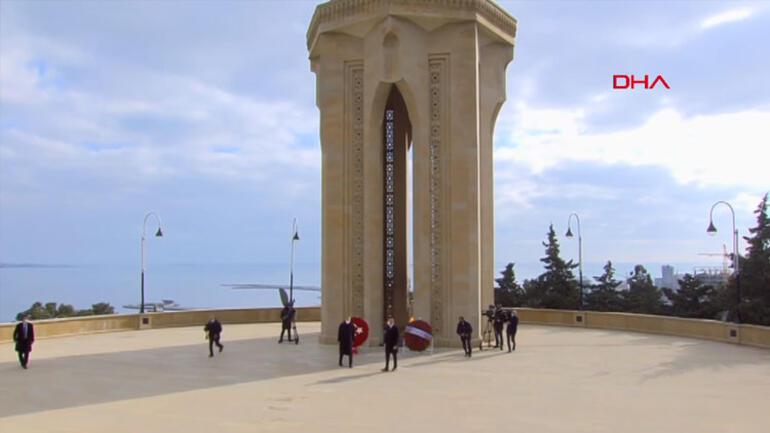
(479, 318), (494, 351)
(291, 316), (299, 345)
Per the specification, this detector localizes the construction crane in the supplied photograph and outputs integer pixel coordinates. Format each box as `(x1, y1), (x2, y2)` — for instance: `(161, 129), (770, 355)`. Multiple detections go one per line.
(698, 244), (731, 275)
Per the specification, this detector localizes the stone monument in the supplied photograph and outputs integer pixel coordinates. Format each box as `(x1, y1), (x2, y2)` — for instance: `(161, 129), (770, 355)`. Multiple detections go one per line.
(308, 0), (516, 346)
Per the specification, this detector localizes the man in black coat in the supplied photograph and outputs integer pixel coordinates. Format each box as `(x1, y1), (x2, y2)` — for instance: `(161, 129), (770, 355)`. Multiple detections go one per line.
(506, 310), (519, 352)
(338, 317), (356, 368)
(493, 305), (505, 351)
(456, 316), (473, 357)
(278, 304), (296, 343)
(204, 317), (224, 357)
(13, 315), (34, 369)
(382, 318), (399, 372)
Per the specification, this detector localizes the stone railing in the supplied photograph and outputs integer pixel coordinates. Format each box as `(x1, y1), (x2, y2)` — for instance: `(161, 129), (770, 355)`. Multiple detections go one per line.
(0, 313), (140, 343)
(0, 307), (321, 343)
(514, 308), (770, 350)
(2, 307), (767, 350)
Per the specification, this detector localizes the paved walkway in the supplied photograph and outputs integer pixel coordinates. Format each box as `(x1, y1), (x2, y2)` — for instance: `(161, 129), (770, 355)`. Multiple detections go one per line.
(1, 322), (768, 432)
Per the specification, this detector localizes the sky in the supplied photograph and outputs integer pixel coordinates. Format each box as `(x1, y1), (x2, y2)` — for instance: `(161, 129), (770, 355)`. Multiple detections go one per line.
(1, 0), (769, 283)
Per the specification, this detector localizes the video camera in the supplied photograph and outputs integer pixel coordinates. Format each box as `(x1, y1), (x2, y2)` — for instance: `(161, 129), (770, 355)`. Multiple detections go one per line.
(482, 305), (497, 322)
(482, 305), (511, 322)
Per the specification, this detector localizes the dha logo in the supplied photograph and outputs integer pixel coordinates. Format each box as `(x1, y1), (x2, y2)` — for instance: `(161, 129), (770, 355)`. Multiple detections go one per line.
(613, 74), (670, 90)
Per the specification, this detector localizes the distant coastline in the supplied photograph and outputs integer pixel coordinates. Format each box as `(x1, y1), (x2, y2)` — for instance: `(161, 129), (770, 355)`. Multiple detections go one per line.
(0, 261), (718, 322)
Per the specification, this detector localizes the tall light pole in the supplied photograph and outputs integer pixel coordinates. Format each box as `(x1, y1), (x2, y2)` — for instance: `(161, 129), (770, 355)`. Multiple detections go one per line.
(707, 201), (740, 323)
(565, 213), (583, 310)
(141, 212), (164, 314)
(289, 218), (300, 305)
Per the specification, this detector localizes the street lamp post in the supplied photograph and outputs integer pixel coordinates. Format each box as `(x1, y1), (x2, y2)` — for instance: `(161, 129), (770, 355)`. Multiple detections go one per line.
(289, 218), (300, 305)
(707, 201), (740, 323)
(141, 212), (164, 314)
(565, 213), (583, 310)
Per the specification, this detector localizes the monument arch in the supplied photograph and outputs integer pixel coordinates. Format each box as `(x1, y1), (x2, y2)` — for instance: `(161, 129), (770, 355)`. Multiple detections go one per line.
(308, 0), (517, 346)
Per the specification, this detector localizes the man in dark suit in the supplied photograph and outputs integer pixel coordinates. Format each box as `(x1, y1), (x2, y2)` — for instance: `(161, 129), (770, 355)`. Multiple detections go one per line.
(338, 317), (356, 368)
(204, 317), (224, 357)
(13, 315), (35, 369)
(456, 316), (473, 357)
(278, 303), (296, 343)
(382, 317), (399, 372)
(493, 305), (505, 351)
(506, 310), (519, 352)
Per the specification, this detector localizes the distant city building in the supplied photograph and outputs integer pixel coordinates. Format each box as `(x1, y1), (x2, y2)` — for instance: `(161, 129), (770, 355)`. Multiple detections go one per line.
(655, 265), (679, 291)
(692, 267), (729, 287)
(654, 265), (729, 291)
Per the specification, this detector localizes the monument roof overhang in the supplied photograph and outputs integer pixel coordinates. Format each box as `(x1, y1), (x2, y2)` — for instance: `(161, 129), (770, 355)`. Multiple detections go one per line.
(307, 0), (517, 54)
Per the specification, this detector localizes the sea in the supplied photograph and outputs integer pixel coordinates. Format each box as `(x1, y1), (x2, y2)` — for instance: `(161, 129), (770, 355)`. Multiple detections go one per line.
(0, 261), (709, 322)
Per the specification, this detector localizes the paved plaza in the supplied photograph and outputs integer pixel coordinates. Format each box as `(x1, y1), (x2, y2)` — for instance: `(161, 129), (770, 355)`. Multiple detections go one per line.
(1, 322), (768, 432)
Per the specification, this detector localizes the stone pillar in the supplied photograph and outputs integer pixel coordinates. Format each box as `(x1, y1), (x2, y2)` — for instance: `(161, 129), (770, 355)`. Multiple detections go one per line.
(308, 0), (516, 346)
(479, 36), (515, 318)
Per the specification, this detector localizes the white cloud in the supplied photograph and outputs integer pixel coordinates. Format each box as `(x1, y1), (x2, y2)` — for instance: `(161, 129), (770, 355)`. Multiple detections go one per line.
(596, 5), (763, 50)
(0, 38), (320, 196)
(496, 103), (770, 191)
(732, 191), (764, 214)
(701, 8), (753, 30)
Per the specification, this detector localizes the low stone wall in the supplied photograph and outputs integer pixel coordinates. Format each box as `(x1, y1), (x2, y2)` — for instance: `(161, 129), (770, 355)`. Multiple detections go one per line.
(515, 308), (768, 349)
(0, 314), (140, 343)
(2, 307), (767, 349)
(0, 307), (321, 343)
(516, 308), (578, 327)
(138, 307), (321, 329)
(738, 324), (770, 349)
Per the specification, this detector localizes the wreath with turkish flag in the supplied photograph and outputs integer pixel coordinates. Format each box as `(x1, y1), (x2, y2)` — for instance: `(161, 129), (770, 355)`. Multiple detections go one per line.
(351, 316), (369, 349)
(404, 319), (433, 352)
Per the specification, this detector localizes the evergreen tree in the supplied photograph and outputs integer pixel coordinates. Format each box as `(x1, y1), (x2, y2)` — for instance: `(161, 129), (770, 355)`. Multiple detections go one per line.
(718, 254), (745, 323)
(663, 274), (720, 319)
(521, 278), (540, 308)
(528, 225), (579, 309)
(624, 265), (664, 314)
(44, 302), (59, 318)
(737, 193), (770, 325)
(16, 301), (115, 320)
(16, 302), (49, 320)
(494, 262), (526, 307)
(90, 302), (116, 316)
(56, 303), (76, 317)
(585, 260), (624, 312)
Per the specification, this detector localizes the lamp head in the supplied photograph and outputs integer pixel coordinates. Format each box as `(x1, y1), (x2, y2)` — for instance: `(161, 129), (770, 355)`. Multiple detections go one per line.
(565, 227), (574, 238)
(706, 221), (717, 236)
(292, 232), (300, 241)
(155, 227), (163, 237)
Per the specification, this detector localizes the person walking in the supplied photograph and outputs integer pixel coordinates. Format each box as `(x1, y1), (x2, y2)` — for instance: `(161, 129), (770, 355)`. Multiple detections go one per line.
(278, 303), (296, 343)
(456, 316), (473, 357)
(493, 305), (505, 351)
(382, 318), (399, 372)
(13, 315), (35, 369)
(204, 317), (224, 357)
(506, 310), (519, 352)
(338, 317), (356, 368)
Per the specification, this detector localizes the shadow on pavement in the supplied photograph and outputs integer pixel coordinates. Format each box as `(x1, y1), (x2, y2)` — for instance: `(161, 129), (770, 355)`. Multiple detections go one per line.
(639, 338), (770, 382)
(0, 332), (394, 417)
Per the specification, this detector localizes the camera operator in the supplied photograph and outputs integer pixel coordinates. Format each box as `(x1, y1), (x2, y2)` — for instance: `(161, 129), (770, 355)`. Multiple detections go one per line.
(493, 304), (505, 350)
(456, 316), (473, 357)
(506, 309), (519, 352)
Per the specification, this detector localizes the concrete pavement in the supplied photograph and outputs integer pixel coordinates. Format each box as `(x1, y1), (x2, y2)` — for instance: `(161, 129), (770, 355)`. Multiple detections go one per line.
(1, 322), (768, 432)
